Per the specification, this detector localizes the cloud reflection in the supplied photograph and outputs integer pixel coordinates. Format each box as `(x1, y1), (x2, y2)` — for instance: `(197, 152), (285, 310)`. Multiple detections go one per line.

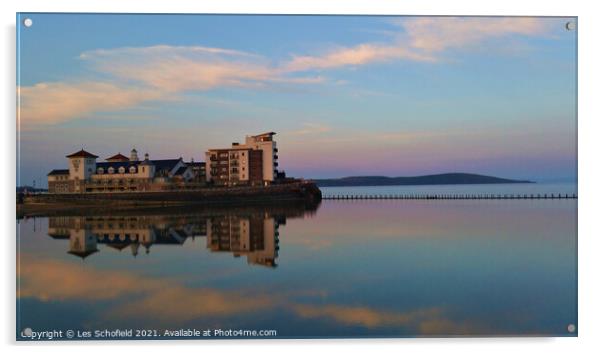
(18, 255), (483, 334)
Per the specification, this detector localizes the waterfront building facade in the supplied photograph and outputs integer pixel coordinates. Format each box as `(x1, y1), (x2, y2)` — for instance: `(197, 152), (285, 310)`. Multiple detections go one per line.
(47, 148), (204, 193)
(47, 132), (280, 193)
(205, 132), (280, 186)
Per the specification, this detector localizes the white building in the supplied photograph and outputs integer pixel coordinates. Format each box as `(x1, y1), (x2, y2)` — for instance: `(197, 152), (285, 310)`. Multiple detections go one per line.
(205, 132), (280, 186)
(48, 148), (202, 193)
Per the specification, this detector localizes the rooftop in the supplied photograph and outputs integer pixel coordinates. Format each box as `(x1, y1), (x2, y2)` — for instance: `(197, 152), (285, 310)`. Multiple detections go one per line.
(66, 149), (99, 159)
(106, 153), (129, 161)
(252, 132), (276, 137)
(95, 158), (182, 172)
(47, 169), (69, 176)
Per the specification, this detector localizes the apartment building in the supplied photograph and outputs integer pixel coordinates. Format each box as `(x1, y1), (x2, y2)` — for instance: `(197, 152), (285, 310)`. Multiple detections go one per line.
(205, 132), (279, 186)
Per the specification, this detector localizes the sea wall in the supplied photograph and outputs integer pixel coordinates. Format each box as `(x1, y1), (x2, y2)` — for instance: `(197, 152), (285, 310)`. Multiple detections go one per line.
(18, 181), (322, 217)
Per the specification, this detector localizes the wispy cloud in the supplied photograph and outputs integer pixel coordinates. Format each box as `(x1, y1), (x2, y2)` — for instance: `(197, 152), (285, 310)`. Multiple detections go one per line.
(18, 82), (164, 128)
(284, 43), (436, 72)
(282, 17), (556, 72)
(399, 17), (554, 52)
(18, 45), (324, 129)
(80, 45), (328, 92)
(81, 45), (276, 92)
(18, 18), (559, 129)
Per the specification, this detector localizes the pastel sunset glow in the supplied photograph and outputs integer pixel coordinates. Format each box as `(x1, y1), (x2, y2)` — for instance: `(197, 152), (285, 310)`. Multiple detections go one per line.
(17, 14), (576, 187)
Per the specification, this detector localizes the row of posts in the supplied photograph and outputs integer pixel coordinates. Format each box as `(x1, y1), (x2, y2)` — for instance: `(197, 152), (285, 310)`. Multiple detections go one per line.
(324, 193), (577, 200)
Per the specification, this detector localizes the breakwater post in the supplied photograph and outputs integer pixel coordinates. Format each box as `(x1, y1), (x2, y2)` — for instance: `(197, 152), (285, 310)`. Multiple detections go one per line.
(323, 193), (577, 200)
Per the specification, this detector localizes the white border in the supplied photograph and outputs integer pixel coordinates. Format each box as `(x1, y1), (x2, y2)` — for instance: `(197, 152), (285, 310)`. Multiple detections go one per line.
(2, 1), (601, 353)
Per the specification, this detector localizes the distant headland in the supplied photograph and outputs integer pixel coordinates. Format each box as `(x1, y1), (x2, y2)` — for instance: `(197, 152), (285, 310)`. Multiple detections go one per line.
(313, 173), (534, 187)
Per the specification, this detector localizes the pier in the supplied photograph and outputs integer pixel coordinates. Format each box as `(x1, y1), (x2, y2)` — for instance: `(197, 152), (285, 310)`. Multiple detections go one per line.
(323, 193), (577, 200)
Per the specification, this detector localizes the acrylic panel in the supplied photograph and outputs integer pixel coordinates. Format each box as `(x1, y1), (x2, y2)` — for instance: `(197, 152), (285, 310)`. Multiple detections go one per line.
(16, 13), (577, 340)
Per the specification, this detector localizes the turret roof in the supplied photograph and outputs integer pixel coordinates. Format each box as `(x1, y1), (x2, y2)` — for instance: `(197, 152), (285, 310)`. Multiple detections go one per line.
(66, 149), (98, 158)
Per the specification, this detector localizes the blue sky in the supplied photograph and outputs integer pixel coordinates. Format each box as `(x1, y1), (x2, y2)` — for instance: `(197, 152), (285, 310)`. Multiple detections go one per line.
(17, 14), (577, 186)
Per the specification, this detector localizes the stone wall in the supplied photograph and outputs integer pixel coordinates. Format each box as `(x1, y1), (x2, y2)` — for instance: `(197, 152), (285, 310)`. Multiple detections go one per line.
(25, 181), (322, 206)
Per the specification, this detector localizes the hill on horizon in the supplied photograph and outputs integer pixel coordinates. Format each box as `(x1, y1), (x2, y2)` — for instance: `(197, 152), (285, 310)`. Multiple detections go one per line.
(313, 173), (533, 187)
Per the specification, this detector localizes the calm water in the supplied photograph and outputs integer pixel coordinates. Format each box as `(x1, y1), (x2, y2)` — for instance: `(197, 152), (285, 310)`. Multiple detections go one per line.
(16, 188), (577, 339)
(321, 182), (577, 197)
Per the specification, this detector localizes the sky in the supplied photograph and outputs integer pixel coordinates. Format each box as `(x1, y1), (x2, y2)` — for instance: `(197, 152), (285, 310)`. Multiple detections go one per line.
(16, 14), (577, 187)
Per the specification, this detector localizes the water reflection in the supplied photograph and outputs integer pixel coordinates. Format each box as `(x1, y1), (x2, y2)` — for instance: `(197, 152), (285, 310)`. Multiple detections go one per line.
(45, 202), (317, 267)
(207, 214), (281, 267)
(17, 200), (576, 338)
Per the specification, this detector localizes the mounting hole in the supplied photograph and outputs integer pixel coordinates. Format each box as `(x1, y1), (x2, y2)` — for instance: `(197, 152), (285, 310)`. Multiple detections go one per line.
(565, 21), (575, 31)
(23, 18), (33, 28)
(567, 324), (576, 333)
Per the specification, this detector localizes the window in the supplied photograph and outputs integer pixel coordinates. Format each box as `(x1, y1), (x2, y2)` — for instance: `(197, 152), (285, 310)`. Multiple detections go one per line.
(108, 167), (115, 174)
(118, 166), (125, 174)
(129, 166), (136, 174)
(97, 167), (104, 174)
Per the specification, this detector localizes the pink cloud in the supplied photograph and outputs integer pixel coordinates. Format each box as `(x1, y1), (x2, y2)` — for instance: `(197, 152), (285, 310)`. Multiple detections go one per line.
(284, 43), (436, 72)
(400, 17), (554, 52)
(18, 82), (164, 128)
(282, 17), (557, 72)
(81, 45), (324, 92)
(18, 18), (561, 129)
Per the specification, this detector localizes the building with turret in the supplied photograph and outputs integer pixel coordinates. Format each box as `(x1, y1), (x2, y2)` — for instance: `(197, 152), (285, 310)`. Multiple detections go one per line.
(47, 148), (203, 193)
(47, 132), (283, 193)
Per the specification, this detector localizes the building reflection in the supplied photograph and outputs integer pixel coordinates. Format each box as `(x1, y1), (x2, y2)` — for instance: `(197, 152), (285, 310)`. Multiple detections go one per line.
(47, 202), (319, 267)
(207, 213), (282, 267)
(48, 215), (207, 258)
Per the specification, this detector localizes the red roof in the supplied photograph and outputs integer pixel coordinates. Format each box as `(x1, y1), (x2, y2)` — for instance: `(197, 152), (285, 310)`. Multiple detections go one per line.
(66, 149), (98, 158)
(106, 153), (129, 161)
